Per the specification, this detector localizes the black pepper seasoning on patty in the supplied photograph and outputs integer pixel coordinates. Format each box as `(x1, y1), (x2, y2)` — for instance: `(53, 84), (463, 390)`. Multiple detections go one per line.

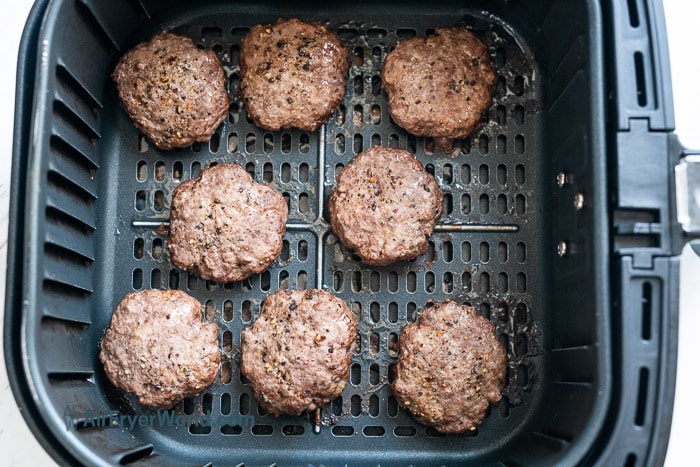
(392, 300), (507, 433)
(381, 28), (497, 152)
(239, 18), (349, 131)
(99, 289), (220, 410)
(112, 33), (229, 150)
(328, 146), (443, 266)
(240, 289), (356, 416)
(168, 163), (287, 283)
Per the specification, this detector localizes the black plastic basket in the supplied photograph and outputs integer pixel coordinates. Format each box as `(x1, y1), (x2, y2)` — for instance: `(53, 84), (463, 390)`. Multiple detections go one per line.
(6, 0), (698, 465)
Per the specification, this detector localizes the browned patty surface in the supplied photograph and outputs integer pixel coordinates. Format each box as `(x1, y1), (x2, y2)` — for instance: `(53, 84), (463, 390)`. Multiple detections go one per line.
(381, 28), (497, 152)
(240, 289), (356, 416)
(99, 289), (220, 410)
(240, 18), (349, 131)
(168, 163), (287, 283)
(328, 147), (443, 266)
(113, 33), (229, 150)
(392, 300), (506, 433)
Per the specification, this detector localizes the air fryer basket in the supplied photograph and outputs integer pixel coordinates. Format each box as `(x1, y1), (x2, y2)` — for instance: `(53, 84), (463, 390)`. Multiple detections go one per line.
(6, 0), (687, 466)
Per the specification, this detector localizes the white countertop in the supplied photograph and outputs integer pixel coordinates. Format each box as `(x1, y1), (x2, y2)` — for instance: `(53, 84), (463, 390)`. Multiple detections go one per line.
(0, 1), (697, 465)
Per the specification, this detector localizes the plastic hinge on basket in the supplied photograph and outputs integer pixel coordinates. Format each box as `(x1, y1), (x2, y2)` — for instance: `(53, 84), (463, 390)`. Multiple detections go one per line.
(607, 0), (681, 266)
(608, 0), (700, 262)
(613, 119), (673, 268)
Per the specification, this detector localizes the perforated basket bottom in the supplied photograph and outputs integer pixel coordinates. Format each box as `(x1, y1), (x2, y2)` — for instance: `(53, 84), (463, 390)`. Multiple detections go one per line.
(103, 7), (545, 464)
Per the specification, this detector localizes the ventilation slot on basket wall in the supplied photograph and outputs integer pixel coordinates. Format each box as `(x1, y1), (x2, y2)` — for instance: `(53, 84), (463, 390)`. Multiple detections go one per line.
(641, 281), (653, 340)
(633, 52), (647, 107)
(47, 370), (94, 386)
(76, 0), (121, 51)
(634, 367), (650, 426)
(626, 0), (640, 27)
(56, 62), (101, 109)
(114, 444), (154, 465)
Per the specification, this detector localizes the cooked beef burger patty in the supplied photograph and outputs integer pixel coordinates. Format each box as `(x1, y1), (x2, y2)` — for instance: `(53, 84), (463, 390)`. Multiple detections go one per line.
(381, 28), (497, 152)
(113, 33), (229, 150)
(392, 300), (506, 434)
(240, 289), (356, 416)
(99, 289), (220, 410)
(168, 163), (287, 283)
(328, 146), (443, 266)
(240, 18), (349, 131)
